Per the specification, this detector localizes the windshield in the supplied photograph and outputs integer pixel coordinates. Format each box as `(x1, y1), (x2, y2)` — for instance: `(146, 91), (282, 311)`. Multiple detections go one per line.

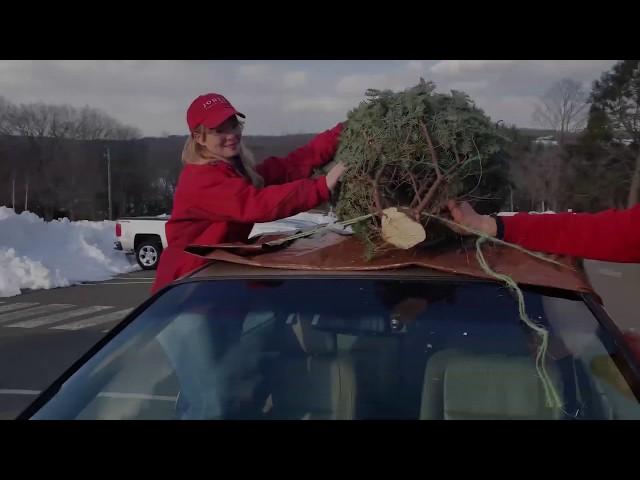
(29, 278), (640, 420)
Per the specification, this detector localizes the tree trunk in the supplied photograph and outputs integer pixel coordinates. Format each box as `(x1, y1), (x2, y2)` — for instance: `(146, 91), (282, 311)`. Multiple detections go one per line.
(628, 150), (640, 207)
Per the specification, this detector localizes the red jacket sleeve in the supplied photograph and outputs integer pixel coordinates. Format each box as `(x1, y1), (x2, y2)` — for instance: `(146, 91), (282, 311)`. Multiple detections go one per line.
(184, 172), (331, 224)
(502, 204), (640, 262)
(256, 123), (343, 185)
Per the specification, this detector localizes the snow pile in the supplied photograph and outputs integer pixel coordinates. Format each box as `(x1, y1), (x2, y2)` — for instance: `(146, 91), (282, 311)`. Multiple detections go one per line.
(0, 207), (138, 297)
(0, 206), (336, 298)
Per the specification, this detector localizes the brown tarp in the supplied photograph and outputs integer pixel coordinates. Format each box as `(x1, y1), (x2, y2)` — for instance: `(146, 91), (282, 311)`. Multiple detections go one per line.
(185, 231), (596, 296)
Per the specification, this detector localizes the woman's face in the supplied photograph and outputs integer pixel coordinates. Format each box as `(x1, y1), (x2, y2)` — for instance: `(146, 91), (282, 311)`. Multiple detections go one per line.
(195, 115), (243, 159)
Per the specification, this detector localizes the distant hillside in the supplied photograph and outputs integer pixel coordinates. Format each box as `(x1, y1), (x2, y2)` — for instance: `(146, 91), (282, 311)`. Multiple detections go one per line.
(145, 127), (578, 162)
(244, 134), (316, 159)
(145, 134), (317, 161)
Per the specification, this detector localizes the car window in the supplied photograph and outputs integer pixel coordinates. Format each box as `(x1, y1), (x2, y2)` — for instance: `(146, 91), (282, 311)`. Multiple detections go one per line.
(30, 279), (640, 420)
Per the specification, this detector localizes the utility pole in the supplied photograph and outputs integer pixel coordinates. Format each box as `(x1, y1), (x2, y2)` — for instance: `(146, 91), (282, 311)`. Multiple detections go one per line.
(104, 146), (112, 220)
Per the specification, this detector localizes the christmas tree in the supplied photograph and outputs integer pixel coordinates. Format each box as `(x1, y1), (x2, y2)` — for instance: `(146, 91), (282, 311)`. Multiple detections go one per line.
(331, 79), (510, 256)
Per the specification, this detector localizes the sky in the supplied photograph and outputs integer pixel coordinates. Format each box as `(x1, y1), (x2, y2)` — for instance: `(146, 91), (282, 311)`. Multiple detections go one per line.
(0, 60), (617, 137)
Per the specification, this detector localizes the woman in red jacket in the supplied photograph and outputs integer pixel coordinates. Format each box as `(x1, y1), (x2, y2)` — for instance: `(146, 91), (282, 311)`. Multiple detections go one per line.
(153, 93), (345, 418)
(151, 93), (346, 294)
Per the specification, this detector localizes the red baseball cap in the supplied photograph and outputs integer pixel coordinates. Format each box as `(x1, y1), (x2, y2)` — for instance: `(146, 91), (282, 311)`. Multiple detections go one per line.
(186, 93), (245, 131)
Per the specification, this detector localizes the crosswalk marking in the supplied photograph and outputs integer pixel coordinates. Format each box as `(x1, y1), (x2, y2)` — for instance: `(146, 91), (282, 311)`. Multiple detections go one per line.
(0, 304), (75, 324)
(598, 267), (623, 278)
(53, 308), (133, 331)
(0, 389), (41, 395)
(0, 301), (134, 332)
(7, 305), (114, 329)
(0, 302), (40, 314)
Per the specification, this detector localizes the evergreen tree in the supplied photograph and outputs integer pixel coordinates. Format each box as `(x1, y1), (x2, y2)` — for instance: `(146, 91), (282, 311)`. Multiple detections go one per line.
(332, 79), (509, 254)
(589, 60), (640, 206)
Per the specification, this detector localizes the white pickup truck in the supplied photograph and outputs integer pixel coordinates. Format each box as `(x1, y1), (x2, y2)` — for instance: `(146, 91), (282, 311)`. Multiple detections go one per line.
(114, 215), (170, 270)
(114, 211), (333, 270)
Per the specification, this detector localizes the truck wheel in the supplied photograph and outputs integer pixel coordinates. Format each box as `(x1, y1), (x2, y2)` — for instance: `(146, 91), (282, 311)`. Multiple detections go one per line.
(135, 239), (163, 270)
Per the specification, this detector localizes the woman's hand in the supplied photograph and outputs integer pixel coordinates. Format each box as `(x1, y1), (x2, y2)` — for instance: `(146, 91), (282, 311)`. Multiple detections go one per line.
(326, 162), (346, 192)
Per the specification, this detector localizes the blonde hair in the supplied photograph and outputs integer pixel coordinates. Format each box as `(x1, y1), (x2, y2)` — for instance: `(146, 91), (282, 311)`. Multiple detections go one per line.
(181, 124), (264, 188)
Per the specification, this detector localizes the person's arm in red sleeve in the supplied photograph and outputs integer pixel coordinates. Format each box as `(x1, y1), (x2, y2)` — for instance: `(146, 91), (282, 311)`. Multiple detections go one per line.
(447, 200), (640, 263)
(256, 123), (343, 185)
(500, 204), (640, 263)
(187, 174), (331, 224)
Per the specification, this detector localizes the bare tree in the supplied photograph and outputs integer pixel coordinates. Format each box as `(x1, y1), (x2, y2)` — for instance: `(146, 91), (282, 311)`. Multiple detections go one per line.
(111, 124), (142, 140)
(533, 78), (589, 146)
(0, 101), (50, 138)
(2, 101), (141, 141)
(48, 104), (77, 138)
(0, 96), (15, 135)
(0, 100), (142, 217)
(69, 105), (141, 140)
(509, 146), (566, 212)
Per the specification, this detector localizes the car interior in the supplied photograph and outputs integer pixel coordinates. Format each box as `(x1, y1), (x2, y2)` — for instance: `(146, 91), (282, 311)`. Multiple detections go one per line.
(44, 282), (639, 420)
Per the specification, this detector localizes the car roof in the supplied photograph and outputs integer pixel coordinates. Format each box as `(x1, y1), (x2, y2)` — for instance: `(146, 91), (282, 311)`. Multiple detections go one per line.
(180, 231), (596, 296)
(188, 261), (477, 281)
